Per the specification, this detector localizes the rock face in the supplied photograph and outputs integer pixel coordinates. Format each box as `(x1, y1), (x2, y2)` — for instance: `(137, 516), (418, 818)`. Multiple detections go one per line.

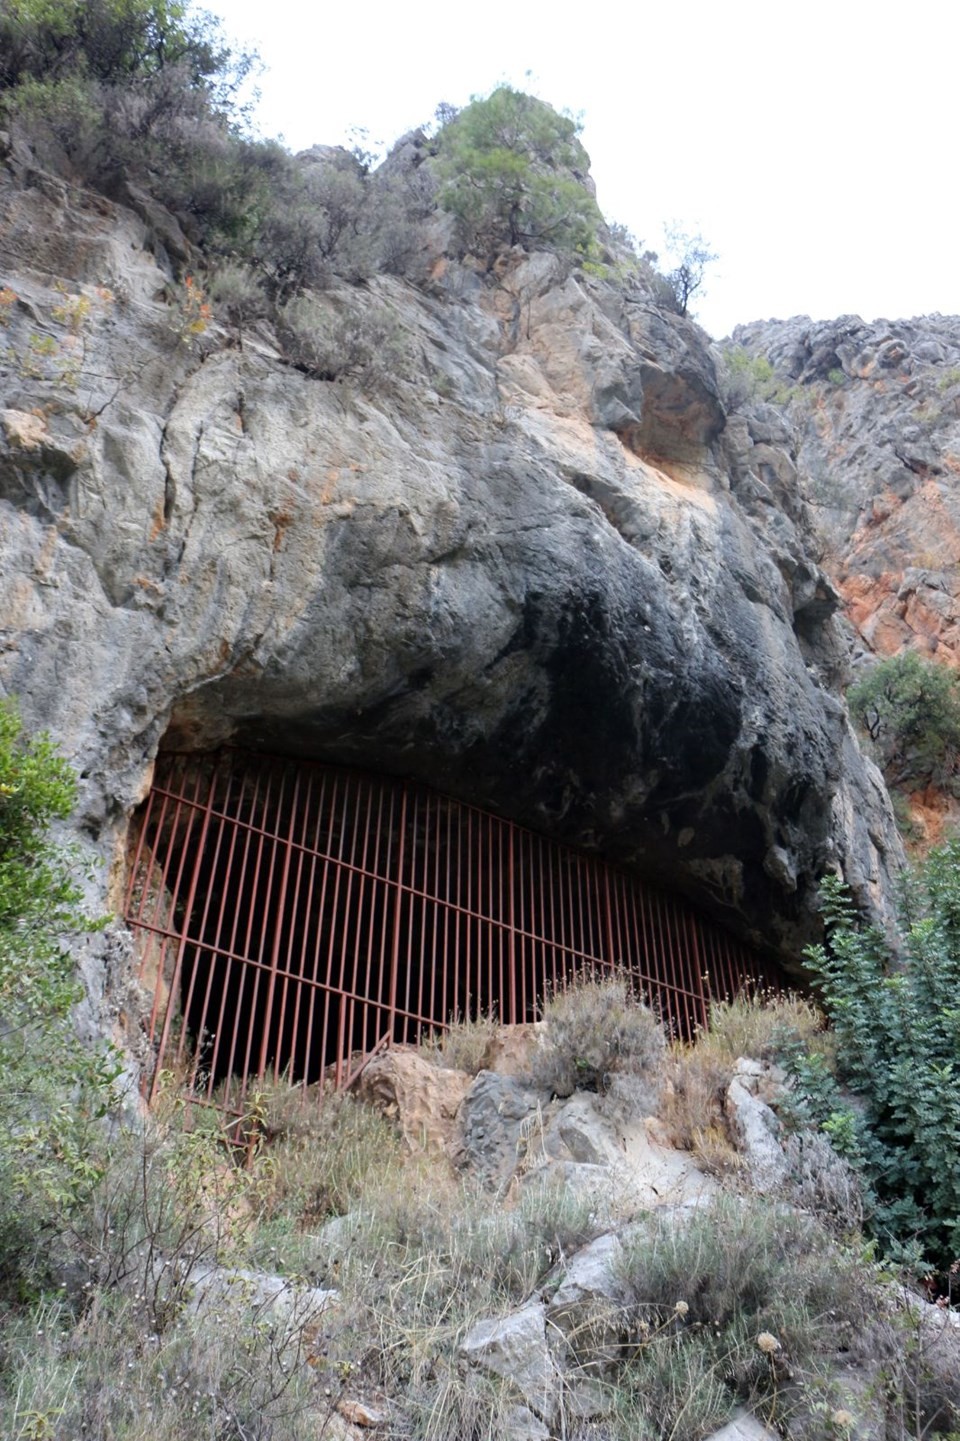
(732, 314), (960, 666)
(0, 150), (902, 997)
(732, 313), (960, 842)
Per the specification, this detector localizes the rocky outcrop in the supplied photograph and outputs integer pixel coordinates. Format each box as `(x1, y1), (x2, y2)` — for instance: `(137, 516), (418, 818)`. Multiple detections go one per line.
(731, 313), (960, 842)
(0, 150), (902, 998)
(731, 313), (960, 666)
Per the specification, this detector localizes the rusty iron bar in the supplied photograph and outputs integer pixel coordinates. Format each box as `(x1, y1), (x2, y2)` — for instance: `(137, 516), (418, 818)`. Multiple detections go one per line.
(123, 750), (784, 1113)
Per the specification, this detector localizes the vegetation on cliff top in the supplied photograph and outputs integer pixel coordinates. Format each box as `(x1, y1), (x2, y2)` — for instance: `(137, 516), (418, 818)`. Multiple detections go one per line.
(0, 0), (710, 346)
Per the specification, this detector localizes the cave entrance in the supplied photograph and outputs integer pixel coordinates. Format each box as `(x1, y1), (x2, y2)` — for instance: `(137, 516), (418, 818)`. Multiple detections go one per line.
(124, 749), (782, 1121)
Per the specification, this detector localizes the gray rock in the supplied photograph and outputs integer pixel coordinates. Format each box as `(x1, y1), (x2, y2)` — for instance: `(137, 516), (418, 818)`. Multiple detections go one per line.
(725, 1077), (788, 1190)
(500, 1404), (551, 1441)
(456, 1071), (547, 1187)
(544, 1095), (623, 1167)
(0, 157), (904, 1036)
(182, 1261), (338, 1325)
(706, 1410), (779, 1441)
(460, 1303), (560, 1423)
(545, 1231), (629, 1374)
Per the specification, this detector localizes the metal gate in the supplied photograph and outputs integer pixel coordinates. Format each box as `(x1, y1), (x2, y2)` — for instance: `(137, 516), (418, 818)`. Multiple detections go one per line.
(124, 750), (781, 1118)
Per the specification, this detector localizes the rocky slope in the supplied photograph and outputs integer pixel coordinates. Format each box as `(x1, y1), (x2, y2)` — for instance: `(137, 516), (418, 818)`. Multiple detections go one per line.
(731, 313), (960, 662)
(731, 313), (960, 839)
(0, 140), (901, 999)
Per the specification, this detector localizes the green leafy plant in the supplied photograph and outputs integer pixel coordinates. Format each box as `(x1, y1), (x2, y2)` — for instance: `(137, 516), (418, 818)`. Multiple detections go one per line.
(786, 853), (960, 1278)
(435, 86), (602, 262)
(0, 699), (120, 1299)
(847, 649), (960, 789)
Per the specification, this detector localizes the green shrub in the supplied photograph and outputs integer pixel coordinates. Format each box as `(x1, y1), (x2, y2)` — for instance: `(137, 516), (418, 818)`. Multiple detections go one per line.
(435, 86), (602, 261)
(786, 855), (960, 1277)
(847, 649), (960, 788)
(0, 0), (235, 92)
(0, 700), (119, 1299)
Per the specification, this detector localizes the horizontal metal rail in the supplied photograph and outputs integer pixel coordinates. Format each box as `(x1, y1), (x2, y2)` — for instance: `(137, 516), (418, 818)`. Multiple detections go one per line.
(124, 750), (782, 1115)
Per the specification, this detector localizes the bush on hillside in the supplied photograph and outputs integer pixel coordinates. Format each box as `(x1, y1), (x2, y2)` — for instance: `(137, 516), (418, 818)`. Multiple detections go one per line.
(0, 699), (119, 1298)
(847, 649), (960, 789)
(435, 86), (602, 262)
(786, 852), (960, 1278)
(612, 1196), (870, 1437)
(530, 971), (665, 1116)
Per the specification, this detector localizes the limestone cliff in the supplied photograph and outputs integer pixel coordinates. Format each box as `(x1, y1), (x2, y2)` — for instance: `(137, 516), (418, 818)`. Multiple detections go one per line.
(731, 313), (960, 841)
(0, 146), (900, 986)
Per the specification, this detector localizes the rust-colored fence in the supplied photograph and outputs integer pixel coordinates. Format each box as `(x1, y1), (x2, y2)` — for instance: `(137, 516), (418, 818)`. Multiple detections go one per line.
(124, 750), (781, 1117)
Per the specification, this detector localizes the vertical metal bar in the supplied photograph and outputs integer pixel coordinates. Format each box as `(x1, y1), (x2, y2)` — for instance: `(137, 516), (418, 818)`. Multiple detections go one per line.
(272, 766), (314, 1084)
(203, 764), (257, 1099)
(304, 770), (335, 1098)
(333, 776), (362, 1086)
(346, 777), (372, 1049)
(440, 797), (451, 1028)
(400, 790), (418, 1042)
(464, 801), (473, 1020)
(254, 769), (301, 1085)
(603, 869), (617, 975)
(385, 785), (408, 1052)
(371, 781), (395, 1053)
(506, 822), (517, 1025)
(223, 762), (273, 1107)
(452, 795), (462, 1023)
(148, 758), (221, 1103)
(414, 793), (429, 1043)
(237, 764), (286, 1105)
(178, 792), (230, 1085)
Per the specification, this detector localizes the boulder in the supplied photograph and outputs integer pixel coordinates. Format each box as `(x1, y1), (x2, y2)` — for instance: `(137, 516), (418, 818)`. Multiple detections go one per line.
(725, 1061), (789, 1191)
(455, 1071), (547, 1187)
(705, 1410), (779, 1441)
(460, 1303), (560, 1424)
(544, 1231), (629, 1375)
(356, 1048), (470, 1152)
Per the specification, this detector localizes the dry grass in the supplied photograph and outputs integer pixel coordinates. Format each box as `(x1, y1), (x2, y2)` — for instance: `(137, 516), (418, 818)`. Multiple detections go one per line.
(659, 1043), (741, 1175)
(529, 972), (665, 1114)
(1, 1059), (954, 1441)
(659, 992), (829, 1176)
(705, 991), (828, 1066)
(418, 1013), (500, 1075)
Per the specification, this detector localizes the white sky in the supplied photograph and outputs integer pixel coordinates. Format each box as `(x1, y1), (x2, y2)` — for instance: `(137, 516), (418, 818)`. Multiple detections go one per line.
(207, 0), (959, 338)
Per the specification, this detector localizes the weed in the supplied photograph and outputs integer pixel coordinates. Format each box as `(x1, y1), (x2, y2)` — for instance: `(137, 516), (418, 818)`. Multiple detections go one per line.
(659, 1042), (741, 1175)
(170, 275), (212, 348)
(419, 1013), (500, 1075)
(529, 972), (665, 1113)
(705, 991), (828, 1066)
(612, 1196), (871, 1435)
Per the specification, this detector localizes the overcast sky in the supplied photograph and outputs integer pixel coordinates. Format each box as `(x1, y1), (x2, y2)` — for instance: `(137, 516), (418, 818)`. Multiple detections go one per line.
(207, 0), (959, 339)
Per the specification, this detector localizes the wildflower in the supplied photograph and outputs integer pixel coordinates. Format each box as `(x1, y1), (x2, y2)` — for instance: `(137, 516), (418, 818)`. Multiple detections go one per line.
(831, 1411), (855, 1430)
(674, 1301), (689, 1318)
(756, 1331), (781, 1354)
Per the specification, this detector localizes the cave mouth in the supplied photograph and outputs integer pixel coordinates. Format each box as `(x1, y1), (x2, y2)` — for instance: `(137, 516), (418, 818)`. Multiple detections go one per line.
(123, 748), (783, 1118)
